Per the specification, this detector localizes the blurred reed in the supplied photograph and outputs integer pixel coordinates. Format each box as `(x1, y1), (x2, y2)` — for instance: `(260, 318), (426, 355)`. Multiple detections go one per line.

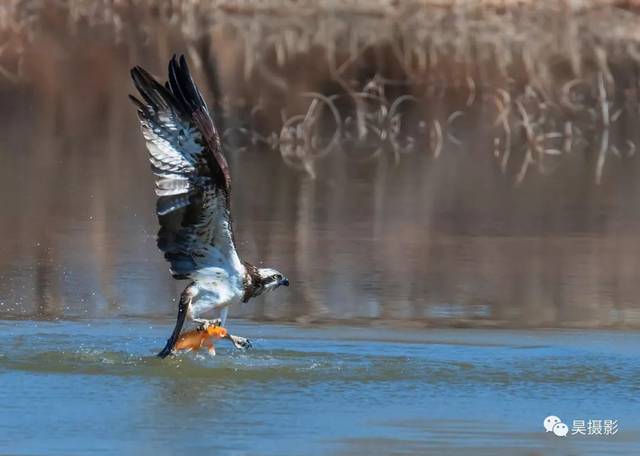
(1, 1), (640, 327)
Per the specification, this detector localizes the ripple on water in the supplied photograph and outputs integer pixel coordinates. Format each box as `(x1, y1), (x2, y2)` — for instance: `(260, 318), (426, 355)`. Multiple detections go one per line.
(1, 321), (639, 394)
(2, 343), (639, 394)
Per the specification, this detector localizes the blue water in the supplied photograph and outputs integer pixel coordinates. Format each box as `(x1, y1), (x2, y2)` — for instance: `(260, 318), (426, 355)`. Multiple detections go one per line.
(0, 319), (638, 455)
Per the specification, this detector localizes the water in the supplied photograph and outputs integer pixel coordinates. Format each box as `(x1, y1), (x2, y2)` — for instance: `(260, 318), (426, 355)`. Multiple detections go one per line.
(0, 318), (638, 455)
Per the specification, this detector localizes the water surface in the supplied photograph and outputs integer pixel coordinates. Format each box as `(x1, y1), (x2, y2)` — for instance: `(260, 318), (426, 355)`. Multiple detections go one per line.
(1, 319), (638, 455)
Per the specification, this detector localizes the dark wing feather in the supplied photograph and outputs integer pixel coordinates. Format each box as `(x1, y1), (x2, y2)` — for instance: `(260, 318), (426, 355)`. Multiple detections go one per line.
(130, 55), (238, 279)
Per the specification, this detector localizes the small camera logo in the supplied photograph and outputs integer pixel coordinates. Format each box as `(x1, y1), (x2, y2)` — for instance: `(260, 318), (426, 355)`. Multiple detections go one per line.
(544, 415), (569, 437)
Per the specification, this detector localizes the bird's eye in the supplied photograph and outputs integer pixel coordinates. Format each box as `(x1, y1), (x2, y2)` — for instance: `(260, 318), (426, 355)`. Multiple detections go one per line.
(275, 274), (282, 280)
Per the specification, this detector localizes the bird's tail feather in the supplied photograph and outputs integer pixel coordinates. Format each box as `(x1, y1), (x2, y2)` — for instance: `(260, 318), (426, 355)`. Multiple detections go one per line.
(158, 289), (190, 358)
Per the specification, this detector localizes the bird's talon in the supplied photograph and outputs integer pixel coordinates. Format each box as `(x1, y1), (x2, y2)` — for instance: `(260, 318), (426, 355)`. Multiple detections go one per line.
(196, 318), (222, 331)
(229, 335), (252, 350)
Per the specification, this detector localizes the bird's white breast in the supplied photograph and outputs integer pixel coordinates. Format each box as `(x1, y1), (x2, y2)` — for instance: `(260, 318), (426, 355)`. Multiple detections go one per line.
(189, 256), (245, 315)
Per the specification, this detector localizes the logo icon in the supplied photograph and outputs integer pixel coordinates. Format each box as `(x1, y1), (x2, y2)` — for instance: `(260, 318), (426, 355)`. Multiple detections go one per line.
(544, 416), (568, 437)
(553, 422), (569, 437)
(544, 416), (562, 433)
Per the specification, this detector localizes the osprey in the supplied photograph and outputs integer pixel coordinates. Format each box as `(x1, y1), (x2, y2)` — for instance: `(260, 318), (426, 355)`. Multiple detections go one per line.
(130, 55), (289, 358)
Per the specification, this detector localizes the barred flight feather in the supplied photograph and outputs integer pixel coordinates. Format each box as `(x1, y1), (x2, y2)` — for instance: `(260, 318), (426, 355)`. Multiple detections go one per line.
(130, 55), (240, 279)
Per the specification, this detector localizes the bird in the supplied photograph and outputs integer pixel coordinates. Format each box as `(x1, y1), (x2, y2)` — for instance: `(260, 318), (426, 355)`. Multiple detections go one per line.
(129, 55), (289, 358)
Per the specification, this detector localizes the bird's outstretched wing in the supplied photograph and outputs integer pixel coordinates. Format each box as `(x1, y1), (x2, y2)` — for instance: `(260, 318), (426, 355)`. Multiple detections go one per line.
(130, 55), (239, 279)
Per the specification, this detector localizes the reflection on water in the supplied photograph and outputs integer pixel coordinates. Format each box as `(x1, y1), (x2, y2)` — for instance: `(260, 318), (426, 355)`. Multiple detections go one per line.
(0, 319), (639, 455)
(2, 4), (640, 327)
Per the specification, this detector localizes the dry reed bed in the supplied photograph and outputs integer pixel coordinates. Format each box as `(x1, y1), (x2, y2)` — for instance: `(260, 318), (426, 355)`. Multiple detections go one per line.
(1, 0), (640, 183)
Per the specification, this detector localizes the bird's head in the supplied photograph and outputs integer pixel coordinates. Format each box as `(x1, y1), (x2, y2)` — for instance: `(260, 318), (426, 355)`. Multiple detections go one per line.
(242, 263), (289, 302)
(256, 268), (289, 294)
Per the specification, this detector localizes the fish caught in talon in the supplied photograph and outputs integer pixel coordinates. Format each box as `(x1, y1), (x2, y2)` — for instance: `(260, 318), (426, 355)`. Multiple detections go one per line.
(173, 325), (252, 355)
(174, 325), (229, 354)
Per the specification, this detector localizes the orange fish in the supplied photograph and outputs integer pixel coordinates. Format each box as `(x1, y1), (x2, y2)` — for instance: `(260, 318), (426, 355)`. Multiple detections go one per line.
(174, 325), (229, 355)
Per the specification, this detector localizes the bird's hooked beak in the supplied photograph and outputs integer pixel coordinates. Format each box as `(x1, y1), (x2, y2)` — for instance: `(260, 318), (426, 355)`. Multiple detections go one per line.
(279, 277), (290, 287)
